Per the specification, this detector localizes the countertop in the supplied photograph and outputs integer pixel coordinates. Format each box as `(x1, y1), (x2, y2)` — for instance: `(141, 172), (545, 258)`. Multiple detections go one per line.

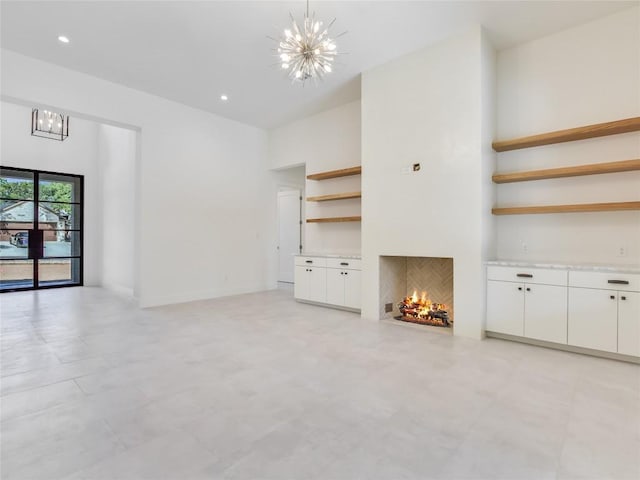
(296, 253), (362, 259)
(486, 260), (640, 274)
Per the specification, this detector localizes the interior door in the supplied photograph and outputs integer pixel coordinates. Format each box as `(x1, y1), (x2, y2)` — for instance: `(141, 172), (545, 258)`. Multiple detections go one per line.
(277, 190), (301, 283)
(1, 166), (83, 292)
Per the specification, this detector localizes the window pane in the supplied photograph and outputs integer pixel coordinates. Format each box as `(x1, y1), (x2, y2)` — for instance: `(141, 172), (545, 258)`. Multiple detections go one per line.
(0, 168), (34, 200)
(38, 203), (80, 229)
(0, 230), (30, 258)
(43, 231), (81, 258)
(38, 258), (80, 286)
(0, 259), (34, 290)
(38, 173), (81, 203)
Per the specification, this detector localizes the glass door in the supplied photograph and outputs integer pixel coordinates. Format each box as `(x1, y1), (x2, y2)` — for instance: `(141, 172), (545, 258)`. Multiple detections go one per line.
(0, 167), (83, 292)
(0, 168), (35, 290)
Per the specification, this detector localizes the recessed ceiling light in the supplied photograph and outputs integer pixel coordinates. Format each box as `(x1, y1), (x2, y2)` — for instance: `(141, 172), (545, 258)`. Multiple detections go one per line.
(58, 35), (70, 44)
(220, 95), (228, 101)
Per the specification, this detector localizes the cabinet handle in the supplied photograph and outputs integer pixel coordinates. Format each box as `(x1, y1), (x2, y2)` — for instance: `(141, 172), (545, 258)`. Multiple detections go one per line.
(610, 295), (615, 300)
(608, 279), (629, 285)
(526, 287), (531, 292)
(345, 272), (348, 275)
(340, 272), (344, 275)
(518, 287), (523, 291)
(305, 260), (313, 264)
(517, 273), (533, 278)
(340, 262), (349, 266)
(621, 296), (627, 301)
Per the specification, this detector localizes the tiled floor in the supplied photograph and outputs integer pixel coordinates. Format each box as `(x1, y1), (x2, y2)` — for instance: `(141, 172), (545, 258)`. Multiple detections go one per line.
(1, 286), (639, 480)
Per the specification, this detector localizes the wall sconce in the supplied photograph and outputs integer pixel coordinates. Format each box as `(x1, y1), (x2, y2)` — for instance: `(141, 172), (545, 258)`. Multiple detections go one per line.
(31, 108), (69, 141)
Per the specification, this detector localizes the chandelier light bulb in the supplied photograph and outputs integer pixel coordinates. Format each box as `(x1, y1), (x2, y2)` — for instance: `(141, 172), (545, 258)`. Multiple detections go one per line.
(273, 0), (344, 85)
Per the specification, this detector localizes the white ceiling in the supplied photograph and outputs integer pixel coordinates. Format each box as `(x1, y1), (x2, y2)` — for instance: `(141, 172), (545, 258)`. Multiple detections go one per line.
(1, 1), (635, 129)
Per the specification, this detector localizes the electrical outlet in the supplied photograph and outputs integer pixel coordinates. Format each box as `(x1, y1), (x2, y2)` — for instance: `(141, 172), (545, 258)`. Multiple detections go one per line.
(385, 303), (393, 313)
(618, 246), (627, 257)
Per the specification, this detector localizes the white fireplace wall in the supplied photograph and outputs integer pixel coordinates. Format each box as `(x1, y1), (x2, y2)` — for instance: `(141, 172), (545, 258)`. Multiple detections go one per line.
(361, 26), (496, 340)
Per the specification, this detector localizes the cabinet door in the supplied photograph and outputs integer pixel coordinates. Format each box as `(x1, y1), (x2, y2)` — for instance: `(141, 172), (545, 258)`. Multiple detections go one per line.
(618, 291), (640, 357)
(326, 268), (345, 306)
(307, 267), (327, 304)
(486, 280), (524, 336)
(568, 287), (618, 353)
(524, 284), (568, 344)
(294, 266), (309, 300)
(344, 269), (362, 310)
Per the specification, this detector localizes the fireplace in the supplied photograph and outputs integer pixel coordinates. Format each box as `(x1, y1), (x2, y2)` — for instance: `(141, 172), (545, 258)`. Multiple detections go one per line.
(379, 256), (454, 331)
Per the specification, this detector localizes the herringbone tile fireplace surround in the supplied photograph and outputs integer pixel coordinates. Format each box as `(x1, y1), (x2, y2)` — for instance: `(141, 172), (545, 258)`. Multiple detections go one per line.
(379, 256), (454, 329)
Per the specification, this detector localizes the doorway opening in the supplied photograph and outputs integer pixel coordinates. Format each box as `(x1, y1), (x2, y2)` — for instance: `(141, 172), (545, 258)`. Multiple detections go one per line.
(277, 189), (302, 284)
(0, 166), (83, 291)
(275, 165), (305, 284)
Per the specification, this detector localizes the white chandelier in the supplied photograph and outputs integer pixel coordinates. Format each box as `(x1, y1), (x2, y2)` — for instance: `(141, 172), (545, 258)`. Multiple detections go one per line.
(275, 0), (343, 84)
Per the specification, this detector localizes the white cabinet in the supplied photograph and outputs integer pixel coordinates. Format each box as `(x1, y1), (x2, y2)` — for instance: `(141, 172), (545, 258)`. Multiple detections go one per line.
(618, 292), (640, 357)
(568, 272), (640, 355)
(294, 265), (326, 303)
(486, 266), (567, 343)
(568, 287), (618, 352)
(487, 264), (640, 359)
(524, 283), (568, 344)
(486, 280), (524, 336)
(344, 269), (362, 310)
(294, 256), (327, 303)
(326, 267), (361, 309)
(326, 268), (344, 306)
(294, 255), (361, 311)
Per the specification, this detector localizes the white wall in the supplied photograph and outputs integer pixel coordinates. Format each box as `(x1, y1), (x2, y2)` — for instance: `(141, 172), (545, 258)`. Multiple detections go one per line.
(2, 50), (275, 307)
(495, 7), (640, 266)
(98, 124), (136, 296)
(361, 27), (494, 340)
(0, 101), (103, 286)
(269, 101), (361, 255)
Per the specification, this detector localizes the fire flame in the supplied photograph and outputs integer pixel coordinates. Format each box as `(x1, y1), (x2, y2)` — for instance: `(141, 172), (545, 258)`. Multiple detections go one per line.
(406, 290), (433, 310)
(398, 290), (450, 327)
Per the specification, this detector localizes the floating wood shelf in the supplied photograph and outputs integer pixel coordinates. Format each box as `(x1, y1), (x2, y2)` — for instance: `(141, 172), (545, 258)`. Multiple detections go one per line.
(492, 201), (640, 215)
(306, 216), (362, 223)
(306, 166), (361, 180)
(307, 192), (362, 202)
(492, 117), (640, 152)
(493, 159), (640, 184)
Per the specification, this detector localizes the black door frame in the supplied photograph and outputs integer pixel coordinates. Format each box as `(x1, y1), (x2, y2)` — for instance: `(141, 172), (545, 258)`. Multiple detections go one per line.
(1, 165), (84, 292)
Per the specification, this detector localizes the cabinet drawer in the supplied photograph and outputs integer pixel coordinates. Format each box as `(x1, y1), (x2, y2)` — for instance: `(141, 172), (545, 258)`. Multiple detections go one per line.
(294, 256), (327, 267)
(487, 266), (567, 286)
(326, 258), (361, 270)
(568, 271), (640, 292)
